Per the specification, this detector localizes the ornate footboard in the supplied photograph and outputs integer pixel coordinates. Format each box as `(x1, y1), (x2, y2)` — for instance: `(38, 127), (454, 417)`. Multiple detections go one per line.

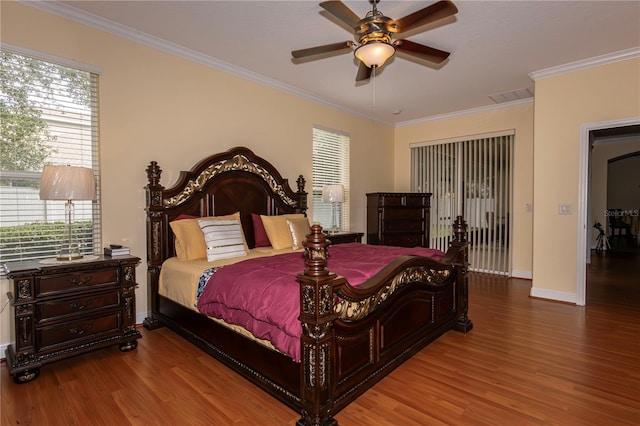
(297, 219), (472, 425)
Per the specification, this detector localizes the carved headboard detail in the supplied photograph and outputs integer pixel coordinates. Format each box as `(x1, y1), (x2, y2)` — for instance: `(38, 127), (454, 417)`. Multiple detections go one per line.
(145, 146), (307, 269)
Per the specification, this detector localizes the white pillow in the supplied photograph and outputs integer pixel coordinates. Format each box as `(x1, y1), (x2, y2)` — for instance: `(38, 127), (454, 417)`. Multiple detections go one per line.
(198, 219), (248, 262)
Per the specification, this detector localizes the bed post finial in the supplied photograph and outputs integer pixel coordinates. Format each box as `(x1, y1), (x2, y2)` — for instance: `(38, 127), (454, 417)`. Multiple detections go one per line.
(146, 161), (162, 188)
(296, 224), (339, 426)
(452, 215), (467, 243)
(297, 175), (308, 213)
(301, 225), (330, 277)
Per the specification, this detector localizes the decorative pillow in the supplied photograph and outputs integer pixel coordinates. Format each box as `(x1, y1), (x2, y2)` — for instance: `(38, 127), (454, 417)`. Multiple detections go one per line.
(170, 212), (244, 260)
(251, 213), (271, 247)
(286, 217), (311, 250)
(198, 219), (248, 261)
(260, 213), (305, 250)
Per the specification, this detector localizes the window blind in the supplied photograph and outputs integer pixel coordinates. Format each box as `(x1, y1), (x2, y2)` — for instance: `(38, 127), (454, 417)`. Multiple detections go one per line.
(312, 127), (350, 232)
(411, 133), (513, 275)
(0, 50), (100, 262)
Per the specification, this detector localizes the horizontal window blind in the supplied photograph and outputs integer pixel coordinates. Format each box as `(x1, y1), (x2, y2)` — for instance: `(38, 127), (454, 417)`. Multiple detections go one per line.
(0, 50), (100, 262)
(312, 127), (350, 232)
(411, 133), (513, 275)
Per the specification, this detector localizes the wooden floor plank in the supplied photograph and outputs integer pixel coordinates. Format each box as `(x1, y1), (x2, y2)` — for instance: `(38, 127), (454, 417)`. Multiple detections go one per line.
(2, 249), (638, 425)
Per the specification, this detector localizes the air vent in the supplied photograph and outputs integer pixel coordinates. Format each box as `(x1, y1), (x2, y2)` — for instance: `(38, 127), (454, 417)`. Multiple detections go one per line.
(489, 88), (534, 104)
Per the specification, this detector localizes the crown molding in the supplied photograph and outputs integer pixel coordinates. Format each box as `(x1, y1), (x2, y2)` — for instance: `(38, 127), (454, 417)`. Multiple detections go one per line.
(529, 47), (640, 81)
(17, 1), (637, 129)
(396, 98), (533, 128)
(18, 0), (391, 126)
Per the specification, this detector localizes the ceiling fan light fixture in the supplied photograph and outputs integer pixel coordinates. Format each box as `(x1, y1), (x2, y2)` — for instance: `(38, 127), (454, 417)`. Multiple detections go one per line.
(355, 41), (395, 68)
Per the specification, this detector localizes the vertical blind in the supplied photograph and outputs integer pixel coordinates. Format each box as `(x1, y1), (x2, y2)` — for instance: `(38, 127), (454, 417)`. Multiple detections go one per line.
(0, 50), (100, 262)
(312, 127), (350, 232)
(411, 132), (513, 275)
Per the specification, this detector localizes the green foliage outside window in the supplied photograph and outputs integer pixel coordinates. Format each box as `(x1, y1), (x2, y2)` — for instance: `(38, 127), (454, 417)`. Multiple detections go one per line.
(0, 220), (94, 262)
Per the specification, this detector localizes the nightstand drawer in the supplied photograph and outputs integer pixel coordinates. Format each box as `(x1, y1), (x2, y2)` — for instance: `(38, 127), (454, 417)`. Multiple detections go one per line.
(37, 290), (121, 322)
(37, 269), (119, 297)
(326, 232), (364, 245)
(37, 312), (121, 352)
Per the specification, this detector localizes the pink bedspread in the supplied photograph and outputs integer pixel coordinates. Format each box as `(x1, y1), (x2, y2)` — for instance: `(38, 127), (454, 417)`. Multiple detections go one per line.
(196, 243), (444, 361)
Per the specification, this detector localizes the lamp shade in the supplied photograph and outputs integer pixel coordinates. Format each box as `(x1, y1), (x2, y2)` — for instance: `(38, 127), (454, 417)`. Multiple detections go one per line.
(354, 41), (396, 68)
(39, 165), (96, 201)
(322, 184), (344, 203)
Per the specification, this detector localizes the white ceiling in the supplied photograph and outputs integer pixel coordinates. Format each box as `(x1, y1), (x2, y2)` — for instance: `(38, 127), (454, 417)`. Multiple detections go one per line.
(32, 0), (640, 125)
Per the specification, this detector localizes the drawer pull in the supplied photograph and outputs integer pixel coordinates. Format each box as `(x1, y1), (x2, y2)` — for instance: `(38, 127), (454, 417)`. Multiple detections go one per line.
(70, 299), (94, 311)
(68, 276), (92, 286)
(69, 323), (93, 335)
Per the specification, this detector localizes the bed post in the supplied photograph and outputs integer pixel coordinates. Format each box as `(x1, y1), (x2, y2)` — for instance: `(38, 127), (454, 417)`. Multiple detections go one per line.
(143, 161), (164, 330)
(451, 216), (473, 332)
(296, 225), (339, 426)
(296, 175), (308, 214)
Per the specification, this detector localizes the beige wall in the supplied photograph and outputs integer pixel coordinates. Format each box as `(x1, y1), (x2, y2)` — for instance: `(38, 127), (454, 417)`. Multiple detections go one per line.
(394, 103), (535, 277)
(591, 139), (640, 247)
(607, 154), (640, 210)
(0, 1), (394, 347)
(532, 58), (640, 300)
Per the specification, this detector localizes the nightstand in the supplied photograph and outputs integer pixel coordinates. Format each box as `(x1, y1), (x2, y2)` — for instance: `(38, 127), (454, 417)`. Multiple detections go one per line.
(3, 255), (141, 383)
(325, 232), (364, 245)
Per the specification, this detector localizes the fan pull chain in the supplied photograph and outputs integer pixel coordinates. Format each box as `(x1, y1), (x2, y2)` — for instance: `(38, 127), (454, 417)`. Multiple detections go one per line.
(372, 66), (376, 111)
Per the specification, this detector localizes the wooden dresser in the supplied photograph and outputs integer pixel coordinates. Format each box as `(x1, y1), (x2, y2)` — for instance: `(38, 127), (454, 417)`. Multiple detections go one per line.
(3, 255), (141, 383)
(366, 192), (432, 247)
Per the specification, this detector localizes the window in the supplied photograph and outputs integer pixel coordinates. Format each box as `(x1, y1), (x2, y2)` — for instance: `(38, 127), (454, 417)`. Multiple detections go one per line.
(0, 48), (100, 262)
(312, 127), (350, 232)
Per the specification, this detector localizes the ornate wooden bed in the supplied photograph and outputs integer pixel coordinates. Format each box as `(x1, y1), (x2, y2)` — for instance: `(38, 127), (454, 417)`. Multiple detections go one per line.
(144, 146), (472, 425)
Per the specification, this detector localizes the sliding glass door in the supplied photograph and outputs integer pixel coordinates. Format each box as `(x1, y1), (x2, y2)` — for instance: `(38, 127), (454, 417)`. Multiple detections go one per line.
(411, 132), (514, 275)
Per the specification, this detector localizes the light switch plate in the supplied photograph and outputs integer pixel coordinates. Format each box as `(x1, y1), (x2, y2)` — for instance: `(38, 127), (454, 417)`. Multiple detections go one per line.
(559, 204), (572, 215)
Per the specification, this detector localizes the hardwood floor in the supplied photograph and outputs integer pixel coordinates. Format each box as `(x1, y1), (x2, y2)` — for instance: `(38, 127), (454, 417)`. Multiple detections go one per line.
(2, 256), (639, 425)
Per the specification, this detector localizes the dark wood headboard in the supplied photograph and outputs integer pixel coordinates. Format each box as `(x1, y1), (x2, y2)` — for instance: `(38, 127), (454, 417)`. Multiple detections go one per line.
(144, 146), (307, 308)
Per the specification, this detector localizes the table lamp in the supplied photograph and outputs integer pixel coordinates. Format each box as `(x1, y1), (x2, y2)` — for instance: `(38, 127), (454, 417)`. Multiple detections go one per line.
(322, 184), (344, 234)
(39, 165), (96, 260)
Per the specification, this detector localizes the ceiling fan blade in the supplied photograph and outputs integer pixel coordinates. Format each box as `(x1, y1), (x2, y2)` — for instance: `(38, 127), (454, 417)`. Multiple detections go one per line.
(394, 0), (458, 34)
(292, 41), (355, 59)
(355, 62), (372, 81)
(320, 1), (361, 28)
(394, 39), (450, 63)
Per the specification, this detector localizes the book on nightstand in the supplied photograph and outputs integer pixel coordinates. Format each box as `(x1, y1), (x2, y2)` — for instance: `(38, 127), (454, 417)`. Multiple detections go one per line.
(104, 246), (130, 256)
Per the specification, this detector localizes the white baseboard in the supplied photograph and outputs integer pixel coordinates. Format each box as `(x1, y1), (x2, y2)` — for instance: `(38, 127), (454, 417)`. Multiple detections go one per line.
(0, 342), (8, 360)
(136, 311), (148, 326)
(512, 270), (532, 279)
(530, 287), (577, 304)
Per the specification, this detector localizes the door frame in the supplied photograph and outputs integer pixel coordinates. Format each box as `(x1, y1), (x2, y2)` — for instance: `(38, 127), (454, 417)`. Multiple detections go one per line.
(577, 117), (640, 305)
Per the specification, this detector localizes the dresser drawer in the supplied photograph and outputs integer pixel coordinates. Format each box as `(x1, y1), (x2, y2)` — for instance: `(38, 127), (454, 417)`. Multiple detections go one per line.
(383, 234), (425, 247)
(37, 290), (121, 323)
(382, 208), (424, 221)
(37, 312), (122, 352)
(383, 220), (424, 233)
(37, 269), (119, 298)
(376, 194), (428, 207)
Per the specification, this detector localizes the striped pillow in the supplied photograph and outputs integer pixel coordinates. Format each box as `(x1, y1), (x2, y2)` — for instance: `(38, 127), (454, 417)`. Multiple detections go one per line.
(198, 219), (248, 261)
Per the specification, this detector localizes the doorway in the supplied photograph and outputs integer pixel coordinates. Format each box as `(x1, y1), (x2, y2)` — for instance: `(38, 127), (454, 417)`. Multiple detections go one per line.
(579, 119), (640, 305)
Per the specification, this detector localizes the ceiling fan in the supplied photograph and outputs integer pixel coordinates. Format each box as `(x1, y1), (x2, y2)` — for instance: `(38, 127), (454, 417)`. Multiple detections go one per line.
(292, 0), (458, 82)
